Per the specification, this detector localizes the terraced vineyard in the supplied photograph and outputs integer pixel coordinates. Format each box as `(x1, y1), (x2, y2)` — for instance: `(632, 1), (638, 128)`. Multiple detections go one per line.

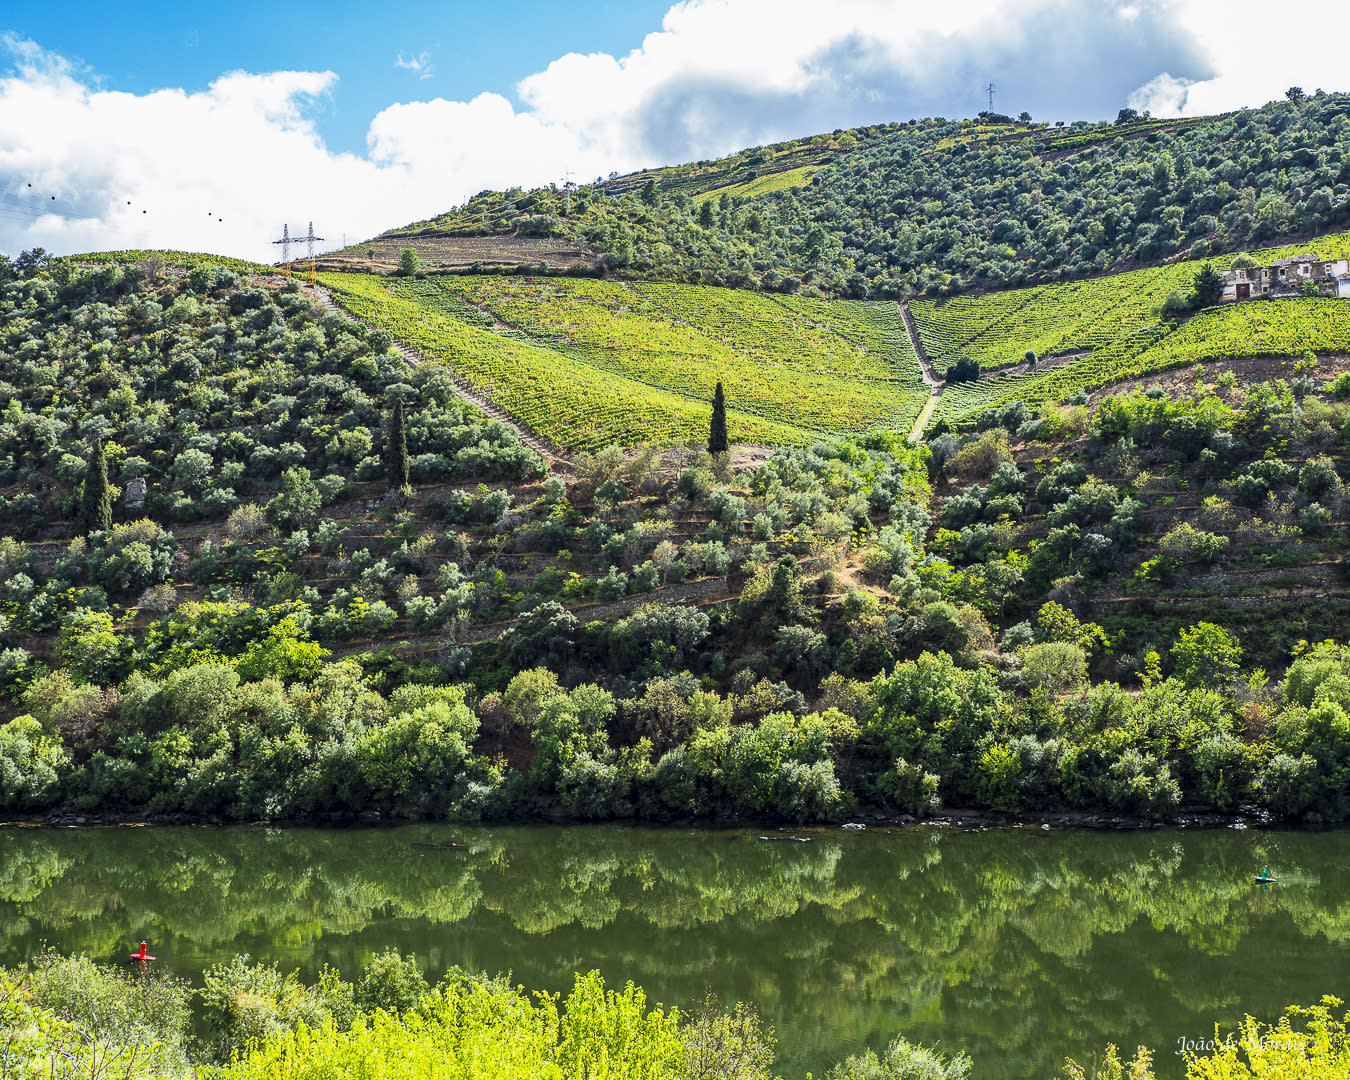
(912, 229), (1350, 372)
(911, 265), (1187, 370)
(319, 273), (931, 450)
(931, 297), (1350, 427)
(912, 229), (1350, 428)
(690, 164), (820, 201)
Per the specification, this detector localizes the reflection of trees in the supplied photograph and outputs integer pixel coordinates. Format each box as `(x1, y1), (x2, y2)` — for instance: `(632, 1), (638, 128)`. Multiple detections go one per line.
(1, 825), (1348, 1080)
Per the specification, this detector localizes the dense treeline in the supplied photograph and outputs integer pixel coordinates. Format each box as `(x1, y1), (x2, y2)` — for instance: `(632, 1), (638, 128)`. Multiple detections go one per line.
(3, 950), (1343, 1079)
(395, 91), (1350, 297)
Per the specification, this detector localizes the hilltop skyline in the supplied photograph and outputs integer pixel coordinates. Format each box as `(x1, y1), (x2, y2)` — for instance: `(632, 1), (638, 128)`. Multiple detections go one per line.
(2, 0), (1347, 262)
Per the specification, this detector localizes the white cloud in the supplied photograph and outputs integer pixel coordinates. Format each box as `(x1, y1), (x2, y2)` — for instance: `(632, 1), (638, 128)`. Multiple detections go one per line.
(1126, 0), (1350, 116)
(394, 51), (434, 80)
(1128, 72), (1196, 116)
(1, 2), (1345, 263)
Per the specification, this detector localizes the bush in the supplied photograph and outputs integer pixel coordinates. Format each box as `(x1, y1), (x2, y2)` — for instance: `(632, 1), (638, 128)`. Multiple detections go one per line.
(1299, 456), (1342, 500)
(0, 715), (69, 809)
(353, 949), (429, 1016)
(19, 951), (193, 1066)
(944, 357), (980, 383)
(878, 757), (939, 815)
(216, 971), (685, 1080)
(1158, 522), (1229, 566)
(827, 1034), (971, 1080)
(266, 468), (322, 530)
(947, 430), (1012, 479)
(1021, 641), (1087, 693)
(1171, 622), (1242, 688)
(201, 954), (331, 1060)
(594, 566), (628, 601)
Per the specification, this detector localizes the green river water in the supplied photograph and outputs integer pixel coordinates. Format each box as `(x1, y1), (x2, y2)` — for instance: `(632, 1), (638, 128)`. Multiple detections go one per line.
(1, 822), (1347, 1079)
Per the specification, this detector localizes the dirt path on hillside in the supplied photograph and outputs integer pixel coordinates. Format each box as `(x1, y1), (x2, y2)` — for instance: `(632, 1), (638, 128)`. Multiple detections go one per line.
(303, 282), (572, 467)
(899, 300), (942, 441)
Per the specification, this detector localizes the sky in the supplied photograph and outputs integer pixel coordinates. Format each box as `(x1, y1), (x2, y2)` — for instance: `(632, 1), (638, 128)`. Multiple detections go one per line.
(1, 0), (1348, 264)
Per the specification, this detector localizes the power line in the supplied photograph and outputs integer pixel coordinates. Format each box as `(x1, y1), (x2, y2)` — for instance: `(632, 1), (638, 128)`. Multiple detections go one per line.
(985, 82), (997, 112)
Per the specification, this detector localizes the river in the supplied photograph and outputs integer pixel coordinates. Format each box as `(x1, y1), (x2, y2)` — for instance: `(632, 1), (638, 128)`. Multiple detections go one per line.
(1, 822), (1346, 1078)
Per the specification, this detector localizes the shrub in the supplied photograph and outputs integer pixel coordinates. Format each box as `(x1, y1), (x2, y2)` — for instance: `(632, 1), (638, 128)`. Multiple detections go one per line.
(594, 565), (628, 601)
(19, 951), (193, 1067)
(1158, 522), (1229, 565)
(878, 757), (940, 815)
(1022, 641), (1088, 693)
(827, 1033), (971, 1080)
(266, 468), (322, 530)
(1171, 622), (1242, 688)
(1299, 456), (1342, 500)
(948, 430), (1012, 479)
(201, 954), (331, 1060)
(0, 715), (68, 809)
(352, 949), (429, 1016)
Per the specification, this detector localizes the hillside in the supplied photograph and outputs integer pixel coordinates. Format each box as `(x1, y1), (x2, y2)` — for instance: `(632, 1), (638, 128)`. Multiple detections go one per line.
(313, 230), (1350, 451)
(326, 92), (1350, 297)
(3, 251), (1350, 831)
(911, 228), (1350, 428)
(318, 271), (930, 450)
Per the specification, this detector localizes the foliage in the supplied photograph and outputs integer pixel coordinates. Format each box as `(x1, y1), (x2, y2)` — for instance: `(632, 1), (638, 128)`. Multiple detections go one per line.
(1172, 623), (1243, 689)
(827, 1034), (972, 1080)
(709, 381), (730, 454)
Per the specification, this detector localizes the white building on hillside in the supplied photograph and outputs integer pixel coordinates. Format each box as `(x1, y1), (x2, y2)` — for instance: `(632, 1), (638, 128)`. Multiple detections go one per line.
(1221, 254), (1350, 300)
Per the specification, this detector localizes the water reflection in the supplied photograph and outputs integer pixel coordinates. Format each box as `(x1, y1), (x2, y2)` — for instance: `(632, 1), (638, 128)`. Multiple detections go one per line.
(1, 823), (1347, 1079)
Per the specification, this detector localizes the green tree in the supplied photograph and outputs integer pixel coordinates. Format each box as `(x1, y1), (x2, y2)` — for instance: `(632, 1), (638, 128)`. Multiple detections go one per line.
(708, 382), (729, 454)
(1171, 622), (1242, 688)
(399, 247), (421, 276)
(1286, 85), (1306, 102)
(80, 441), (112, 533)
(265, 468), (322, 530)
(1191, 262), (1224, 307)
(640, 179), (659, 206)
(386, 399), (410, 491)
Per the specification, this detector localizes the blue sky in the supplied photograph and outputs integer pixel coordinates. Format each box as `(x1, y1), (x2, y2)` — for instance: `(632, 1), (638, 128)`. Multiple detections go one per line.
(13, 0), (674, 156)
(1, 1), (1346, 261)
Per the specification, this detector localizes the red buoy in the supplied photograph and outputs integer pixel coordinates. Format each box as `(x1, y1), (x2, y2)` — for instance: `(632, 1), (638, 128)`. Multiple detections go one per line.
(130, 941), (156, 962)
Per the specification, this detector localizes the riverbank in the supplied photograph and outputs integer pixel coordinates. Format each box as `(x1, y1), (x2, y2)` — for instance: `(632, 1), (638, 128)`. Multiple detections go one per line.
(2, 803), (1277, 831)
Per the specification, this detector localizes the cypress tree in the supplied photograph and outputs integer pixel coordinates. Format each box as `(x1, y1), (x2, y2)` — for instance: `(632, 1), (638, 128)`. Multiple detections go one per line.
(81, 440), (112, 533)
(708, 382), (729, 454)
(386, 399), (409, 490)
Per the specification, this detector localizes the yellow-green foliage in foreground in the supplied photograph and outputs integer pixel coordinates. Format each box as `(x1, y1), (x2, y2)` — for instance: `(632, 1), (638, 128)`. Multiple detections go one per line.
(322, 272), (930, 448)
(1061, 996), (1350, 1080)
(217, 972), (685, 1080)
